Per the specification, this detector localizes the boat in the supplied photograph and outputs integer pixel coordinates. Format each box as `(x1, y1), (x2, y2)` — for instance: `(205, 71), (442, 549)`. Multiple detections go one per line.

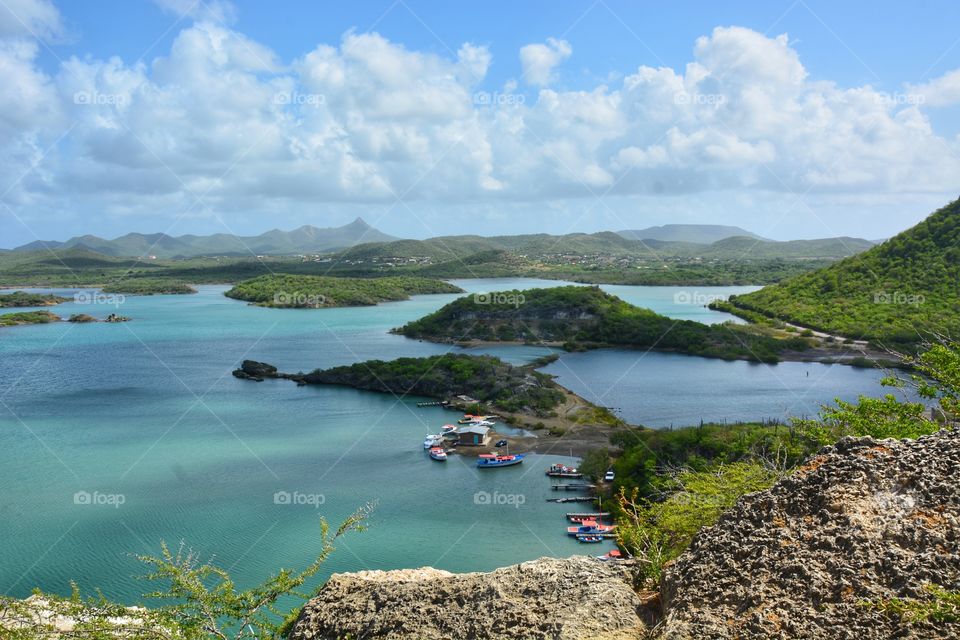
(576, 535), (603, 543)
(567, 512), (611, 523)
(429, 447), (448, 461)
(441, 424), (457, 433)
(546, 463), (582, 478)
(476, 453), (525, 468)
(423, 434), (443, 449)
(566, 522), (615, 535)
(597, 549), (624, 560)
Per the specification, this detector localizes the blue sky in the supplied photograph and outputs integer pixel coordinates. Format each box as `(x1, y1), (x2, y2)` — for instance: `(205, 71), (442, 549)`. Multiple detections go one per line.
(3, 0), (960, 246)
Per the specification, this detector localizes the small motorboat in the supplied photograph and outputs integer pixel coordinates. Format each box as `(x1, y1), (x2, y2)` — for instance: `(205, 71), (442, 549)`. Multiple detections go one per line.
(597, 549), (624, 560)
(577, 535), (603, 543)
(546, 464), (582, 478)
(476, 453), (525, 468)
(429, 447), (448, 461)
(567, 522), (615, 535)
(494, 439), (508, 447)
(423, 434), (443, 449)
(441, 424), (457, 433)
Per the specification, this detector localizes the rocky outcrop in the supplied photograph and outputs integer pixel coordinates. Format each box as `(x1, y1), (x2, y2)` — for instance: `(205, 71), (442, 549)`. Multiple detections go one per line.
(659, 429), (960, 639)
(287, 556), (650, 640)
(231, 360), (280, 382)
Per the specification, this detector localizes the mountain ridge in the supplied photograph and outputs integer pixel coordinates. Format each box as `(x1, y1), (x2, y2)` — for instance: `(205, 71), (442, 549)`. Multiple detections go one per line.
(8, 218), (397, 258)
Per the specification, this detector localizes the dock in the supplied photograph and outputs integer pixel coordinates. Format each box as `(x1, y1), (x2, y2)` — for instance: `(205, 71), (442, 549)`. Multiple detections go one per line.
(550, 483), (595, 491)
(416, 401), (449, 407)
(546, 472), (583, 479)
(547, 496), (595, 503)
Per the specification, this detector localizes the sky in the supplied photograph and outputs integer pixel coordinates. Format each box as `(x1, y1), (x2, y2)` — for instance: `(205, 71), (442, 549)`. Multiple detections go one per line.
(1, 0), (959, 248)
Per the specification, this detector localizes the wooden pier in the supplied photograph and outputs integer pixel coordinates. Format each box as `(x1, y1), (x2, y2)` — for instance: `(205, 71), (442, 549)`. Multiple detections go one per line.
(546, 496), (595, 503)
(550, 483), (595, 491)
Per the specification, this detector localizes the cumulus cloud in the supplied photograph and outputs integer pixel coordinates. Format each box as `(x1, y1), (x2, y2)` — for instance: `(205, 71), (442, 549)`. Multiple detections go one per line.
(519, 37), (572, 86)
(908, 68), (960, 107)
(1, 19), (959, 242)
(0, 0), (62, 40)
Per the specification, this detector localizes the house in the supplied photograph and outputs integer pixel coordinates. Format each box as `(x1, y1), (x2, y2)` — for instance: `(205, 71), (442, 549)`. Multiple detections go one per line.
(457, 425), (491, 446)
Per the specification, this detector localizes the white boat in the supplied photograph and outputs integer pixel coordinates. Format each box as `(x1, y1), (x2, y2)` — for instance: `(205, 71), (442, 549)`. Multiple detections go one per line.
(423, 434), (443, 449)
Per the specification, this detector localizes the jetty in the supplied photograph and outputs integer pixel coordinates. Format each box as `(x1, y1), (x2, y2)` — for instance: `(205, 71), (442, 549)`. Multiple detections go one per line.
(566, 512), (611, 520)
(547, 496), (595, 503)
(416, 401), (449, 407)
(550, 483), (596, 491)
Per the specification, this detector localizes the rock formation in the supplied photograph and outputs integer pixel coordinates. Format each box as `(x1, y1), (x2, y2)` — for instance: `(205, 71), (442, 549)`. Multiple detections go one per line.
(287, 556), (650, 640)
(659, 430), (960, 639)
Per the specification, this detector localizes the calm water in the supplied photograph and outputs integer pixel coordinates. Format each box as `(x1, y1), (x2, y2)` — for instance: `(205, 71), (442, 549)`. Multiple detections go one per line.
(0, 279), (890, 603)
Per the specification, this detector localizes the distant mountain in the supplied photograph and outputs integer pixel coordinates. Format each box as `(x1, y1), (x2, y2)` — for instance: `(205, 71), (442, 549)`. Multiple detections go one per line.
(726, 199), (960, 346)
(618, 224), (765, 244)
(10, 218), (397, 258)
(335, 231), (873, 262)
(699, 236), (876, 259)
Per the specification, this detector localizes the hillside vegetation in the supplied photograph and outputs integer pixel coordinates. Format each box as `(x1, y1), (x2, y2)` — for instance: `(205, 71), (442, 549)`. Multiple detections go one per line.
(301, 354), (566, 415)
(725, 199), (960, 347)
(224, 274), (462, 308)
(0, 291), (69, 307)
(396, 285), (812, 363)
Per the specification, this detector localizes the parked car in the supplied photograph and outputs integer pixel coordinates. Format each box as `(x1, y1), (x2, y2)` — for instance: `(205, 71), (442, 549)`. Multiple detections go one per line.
(604, 470), (615, 482)
(495, 439), (508, 447)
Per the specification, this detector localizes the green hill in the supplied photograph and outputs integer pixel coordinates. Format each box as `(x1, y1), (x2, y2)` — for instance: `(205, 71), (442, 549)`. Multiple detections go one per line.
(724, 199), (960, 347)
(395, 285), (811, 363)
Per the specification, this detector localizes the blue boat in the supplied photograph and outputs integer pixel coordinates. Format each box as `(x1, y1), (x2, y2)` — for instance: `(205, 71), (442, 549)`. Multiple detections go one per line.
(476, 453), (525, 468)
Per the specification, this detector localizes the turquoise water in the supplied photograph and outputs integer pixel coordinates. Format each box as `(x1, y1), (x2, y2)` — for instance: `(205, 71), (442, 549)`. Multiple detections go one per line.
(0, 279), (890, 603)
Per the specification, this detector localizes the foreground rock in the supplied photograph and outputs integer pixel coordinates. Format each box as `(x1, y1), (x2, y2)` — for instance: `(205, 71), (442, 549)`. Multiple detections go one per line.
(660, 429), (960, 639)
(288, 556), (648, 640)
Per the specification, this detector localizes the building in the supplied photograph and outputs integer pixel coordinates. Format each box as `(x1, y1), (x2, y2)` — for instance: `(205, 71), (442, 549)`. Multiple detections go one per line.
(457, 425), (491, 447)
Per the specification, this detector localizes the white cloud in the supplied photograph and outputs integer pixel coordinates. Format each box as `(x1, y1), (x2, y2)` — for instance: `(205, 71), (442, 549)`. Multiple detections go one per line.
(0, 0), (62, 40)
(2, 20), (959, 243)
(908, 68), (960, 107)
(519, 37), (571, 86)
(153, 0), (237, 24)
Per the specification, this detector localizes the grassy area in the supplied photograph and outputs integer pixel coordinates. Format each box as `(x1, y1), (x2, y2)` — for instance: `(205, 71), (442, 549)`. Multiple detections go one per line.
(224, 274), (463, 308)
(396, 285), (814, 363)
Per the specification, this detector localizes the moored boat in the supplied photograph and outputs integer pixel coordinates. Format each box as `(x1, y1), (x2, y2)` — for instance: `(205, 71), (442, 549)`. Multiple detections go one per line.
(567, 522), (615, 535)
(423, 434), (443, 449)
(429, 447), (448, 461)
(546, 463), (582, 478)
(597, 549), (624, 560)
(576, 535), (603, 543)
(476, 453), (525, 468)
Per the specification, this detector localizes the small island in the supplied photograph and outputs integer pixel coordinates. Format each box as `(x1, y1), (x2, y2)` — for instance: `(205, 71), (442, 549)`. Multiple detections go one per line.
(393, 285), (814, 363)
(224, 274), (464, 308)
(0, 310), (61, 327)
(100, 279), (197, 295)
(0, 291), (70, 307)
